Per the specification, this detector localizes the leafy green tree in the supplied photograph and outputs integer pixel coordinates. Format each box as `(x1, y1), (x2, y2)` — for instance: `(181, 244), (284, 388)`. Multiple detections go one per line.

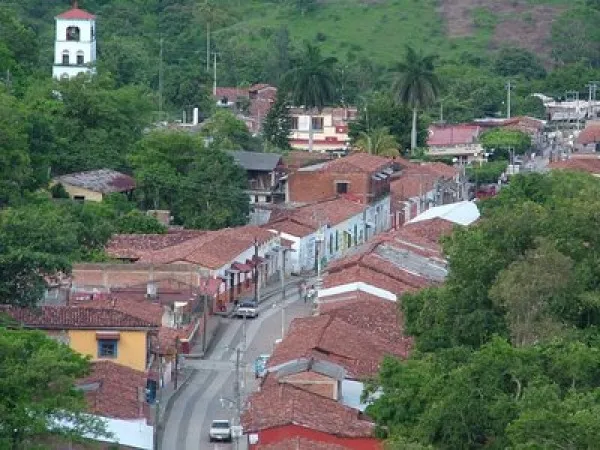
(489, 239), (573, 347)
(393, 46), (440, 153)
(480, 128), (532, 155)
(115, 210), (167, 234)
(175, 148), (249, 229)
(551, 7), (600, 67)
(0, 328), (108, 448)
(202, 109), (261, 151)
(349, 93), (428, 151)
(282, 42), (337, 152)
(465, 160), (508, 186)
(262, 94), (292, 150)
(493, 47), (546, 79)
(354, 127), (400, 157)
(0, 91), (31, 206)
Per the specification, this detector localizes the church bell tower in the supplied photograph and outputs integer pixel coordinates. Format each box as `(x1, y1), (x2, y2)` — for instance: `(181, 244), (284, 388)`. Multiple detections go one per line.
(52, 1), (97, 79)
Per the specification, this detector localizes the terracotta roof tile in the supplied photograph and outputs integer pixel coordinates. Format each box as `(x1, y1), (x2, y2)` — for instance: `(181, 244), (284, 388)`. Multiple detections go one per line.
(267, 314), (408, 378)
(267, 219), (315, 238)
(78, 361), (148, 420)
(399, 218), (455, 244)
(427, 124), (481, 146)
(548, 158), (600, 174)
(323, 265), (422, 295)
(255, 437), (350, 449)
(107, 226), (275, 268)
(323, 153), (392, 174)
(56, 7), (96, 20)
(577, 125), (600, 145)
(74, 297), (164, 327)
(390, 171), (438, 200)
(242, 381), (374, 437)
(2, 303), (160, 329)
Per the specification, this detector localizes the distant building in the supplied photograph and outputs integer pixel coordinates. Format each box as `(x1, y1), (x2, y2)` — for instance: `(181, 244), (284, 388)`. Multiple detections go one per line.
(53, 1), (97, 79)
(52, 169), (136, 202)
(214, 84), (278, 134)
(427, 124), (483, 161)
(289, 107), (357, 153)
(227, 150), (287, 205)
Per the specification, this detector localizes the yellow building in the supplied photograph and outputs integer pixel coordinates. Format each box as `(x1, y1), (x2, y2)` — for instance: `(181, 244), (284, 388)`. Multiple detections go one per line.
(51, 169), (136, 202)
(5, 300), (161, 372)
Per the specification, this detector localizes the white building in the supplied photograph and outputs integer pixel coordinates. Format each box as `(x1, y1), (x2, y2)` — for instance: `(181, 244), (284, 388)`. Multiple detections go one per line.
(53, 1), (97, 79)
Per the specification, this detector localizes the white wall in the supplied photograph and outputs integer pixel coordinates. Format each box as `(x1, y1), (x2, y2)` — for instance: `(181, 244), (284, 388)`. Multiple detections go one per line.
(53, 18), (96, 79)
(318, 282), (397, 302)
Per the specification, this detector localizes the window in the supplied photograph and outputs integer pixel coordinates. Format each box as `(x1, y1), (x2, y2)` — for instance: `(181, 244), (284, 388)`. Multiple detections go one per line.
(98, 339), (118, 358)
(91, 26), (95, 40)
(311, 117), (324, 131)
(66, 26), (80, 42)
(76, 51), (84, 65)
(291, 117), (299, 130)
(335, 231), (339, 251)
(73, 195), (85, 202)
(353, 224), (358, 245)
(329, 234), (333, 255)
(62, 50), (70, 65)
(336, 182), (348, 194)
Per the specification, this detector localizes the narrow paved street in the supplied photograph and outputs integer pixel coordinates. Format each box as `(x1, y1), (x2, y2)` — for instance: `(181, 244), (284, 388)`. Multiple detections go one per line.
(161, 287), (312, 450)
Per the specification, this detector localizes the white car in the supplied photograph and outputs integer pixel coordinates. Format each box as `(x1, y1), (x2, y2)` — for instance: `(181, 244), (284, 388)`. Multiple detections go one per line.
(209, 419), (232, 442)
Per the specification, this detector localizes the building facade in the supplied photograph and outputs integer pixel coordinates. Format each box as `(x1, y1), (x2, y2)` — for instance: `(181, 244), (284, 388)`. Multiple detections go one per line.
(289, 107), (358, 152)
(53, 2), (97, 79)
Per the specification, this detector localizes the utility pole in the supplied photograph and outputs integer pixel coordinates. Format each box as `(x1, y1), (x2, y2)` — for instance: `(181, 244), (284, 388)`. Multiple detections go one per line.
(153, 348), (163, 450)
(253, 238), (259, 302)
(173, 337), (179, 390)
(234, 347), (241, 450)
(586, 82), (599, 119)
(505, 81), (513, 119)
(280, 238), (286, 339)
(212, 51), (218, 96)
(158, 38), (164, 122)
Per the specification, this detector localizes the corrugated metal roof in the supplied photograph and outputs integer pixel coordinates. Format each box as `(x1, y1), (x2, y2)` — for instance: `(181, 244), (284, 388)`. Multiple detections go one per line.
(227, 150), (282, 172)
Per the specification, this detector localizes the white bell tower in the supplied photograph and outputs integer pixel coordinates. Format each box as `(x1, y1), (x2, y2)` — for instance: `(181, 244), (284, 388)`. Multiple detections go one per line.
(52, 1), (97, 79)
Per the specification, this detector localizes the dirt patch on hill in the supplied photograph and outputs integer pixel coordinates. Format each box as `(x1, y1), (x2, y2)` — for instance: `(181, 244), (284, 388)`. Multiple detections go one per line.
(439, 0), (566, 61)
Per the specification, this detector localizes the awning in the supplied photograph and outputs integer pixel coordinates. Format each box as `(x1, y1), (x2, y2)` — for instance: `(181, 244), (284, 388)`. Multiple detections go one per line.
(231, 262), (253, 273)
(96, 331), (120, 340)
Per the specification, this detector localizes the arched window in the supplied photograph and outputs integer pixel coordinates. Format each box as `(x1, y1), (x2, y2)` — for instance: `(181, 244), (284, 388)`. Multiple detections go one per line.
(62, 50), (70, 65)
(76, 51), (84, 65)
(66, 26), (80, 41)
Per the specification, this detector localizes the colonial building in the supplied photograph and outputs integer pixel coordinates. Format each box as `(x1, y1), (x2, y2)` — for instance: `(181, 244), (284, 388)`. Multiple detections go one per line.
(53, 1), (97, 79)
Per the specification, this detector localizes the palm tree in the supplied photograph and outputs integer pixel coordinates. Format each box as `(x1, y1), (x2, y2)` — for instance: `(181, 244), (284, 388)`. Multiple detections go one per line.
(282, 42), (337, 152)
(195, 0), (228, 73)
(355, 127), (400, 157)
(393, 46), (440, 154)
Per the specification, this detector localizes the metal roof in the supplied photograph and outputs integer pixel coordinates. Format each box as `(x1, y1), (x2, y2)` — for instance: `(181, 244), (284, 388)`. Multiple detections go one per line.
(55, 169), (135, 194)
(226, 150), (282, 172)
(271, 357), (346, 380)
(375, 243), (448, 283)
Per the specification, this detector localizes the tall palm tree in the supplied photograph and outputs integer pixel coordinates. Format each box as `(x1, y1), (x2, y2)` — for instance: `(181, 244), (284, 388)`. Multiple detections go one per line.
(393, 46), (440, 153)
(195, 0), (228, 73)
(282, 42), (337, 152)
(355, 127), (400, 157)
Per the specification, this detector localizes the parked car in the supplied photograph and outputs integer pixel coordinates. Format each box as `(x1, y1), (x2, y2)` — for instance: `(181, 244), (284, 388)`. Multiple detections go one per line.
(209, 419), (232, 442)
(254, 354), (270, 378)
(234, 298), (259, 318)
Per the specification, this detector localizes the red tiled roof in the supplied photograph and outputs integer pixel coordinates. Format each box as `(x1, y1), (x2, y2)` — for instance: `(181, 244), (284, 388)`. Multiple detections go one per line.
(255, 437), (350, 450)
(548, 158), (600, 174)
(323, 153), (392, 174)
(427, 125), (480, 146)
(390, 172), (437, 199)
(56, 6), (96, 20)
(267, 314), (409, 378)
(400, 218), (455, 244)
(214, 87), (248, 101)
(317, 292), (407, 346)
(323, 265), (421, 295)
(107, 226), (275, 268)
(74, 297), (164, 326)
(267, 219), (315, 238)
(284, 151), (334, 169)
(3, 303), (161, 330)
(242, 381), (374, 437)
(78, 361), (148, 420)
(155, 322), (197, 354)
(577, 125), (600, 145)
